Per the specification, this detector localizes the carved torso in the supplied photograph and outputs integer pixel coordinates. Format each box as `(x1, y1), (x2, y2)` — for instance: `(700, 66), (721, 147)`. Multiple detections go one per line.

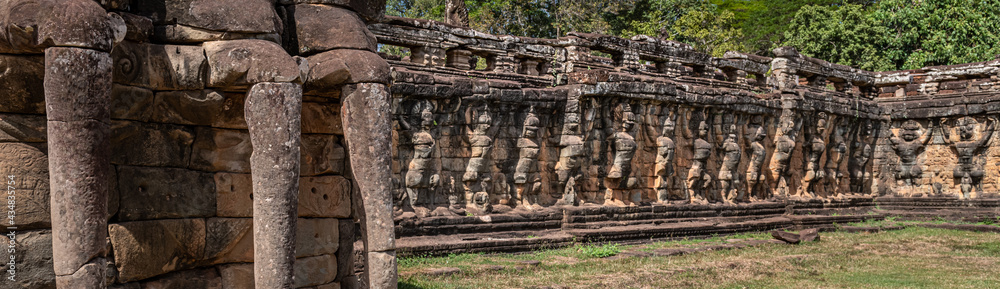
(409, 130), (435, 170)
(613, 131), (637, 166)
(749, 142), (766, 169)
(655, 137), (675, 175)
(693, 138), (711, 161)
(775, 135), (794, 159)
(954, 141), (979, 163)
(721, 140), (741, 171)
(891, 137), (923, 164)
(808, 136), (825, 162)
(469, 134), (493, 158)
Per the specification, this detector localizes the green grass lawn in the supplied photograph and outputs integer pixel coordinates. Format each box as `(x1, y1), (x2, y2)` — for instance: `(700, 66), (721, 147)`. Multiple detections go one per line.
(398, 227), (1000, 289)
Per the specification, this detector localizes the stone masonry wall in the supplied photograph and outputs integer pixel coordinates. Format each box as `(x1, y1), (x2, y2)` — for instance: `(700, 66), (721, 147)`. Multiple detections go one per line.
(372, 16), (999, 221)
(0, 0), (391, 288)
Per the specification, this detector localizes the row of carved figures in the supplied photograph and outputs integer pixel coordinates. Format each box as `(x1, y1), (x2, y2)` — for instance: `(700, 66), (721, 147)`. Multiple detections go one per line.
(889, 116), (998, 199)
(394, 101), (888, 216)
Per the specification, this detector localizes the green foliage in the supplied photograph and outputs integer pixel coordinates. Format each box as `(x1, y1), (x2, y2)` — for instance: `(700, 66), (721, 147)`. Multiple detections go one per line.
(784, 4), (890, 71)
(870, 0), (1000, 70)
(387, 0), (1000, 71)
(386, 0), (446, 21)
(575, 243), (622, 258)
(671, 8), (745, 57)
(786, 0), (1000, 71)
(612, 0), (707, 38)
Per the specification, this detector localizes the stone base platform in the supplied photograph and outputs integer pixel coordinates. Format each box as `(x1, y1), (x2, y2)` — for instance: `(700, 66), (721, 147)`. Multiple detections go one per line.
(394, 197), (1000, 257)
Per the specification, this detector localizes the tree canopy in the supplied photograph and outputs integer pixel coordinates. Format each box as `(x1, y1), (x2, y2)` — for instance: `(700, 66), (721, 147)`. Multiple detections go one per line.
(386, 0), (1000, 71)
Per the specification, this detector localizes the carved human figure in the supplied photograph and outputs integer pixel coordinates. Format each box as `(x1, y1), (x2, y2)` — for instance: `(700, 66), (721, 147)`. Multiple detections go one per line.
(514, 108), (542, 209)
(718, 125), (741, 204)
(605, 105), (639, 206)
(645, 114), (676, 203)
(555, 104), (588, 206)
(826, 121), (850, 197)
(959, 173), (973, 199)
(941, 116), (997, 195)
(400, 106), (439, 216)
(889, 120), (934, 189)
(745, 126), (767, 201)
(849, 122), (874, 195)
(770, 118), (798, 198)
(463, 107), (495, 212)
(686, 120), (712, 204)
(801, 113), (828, 198)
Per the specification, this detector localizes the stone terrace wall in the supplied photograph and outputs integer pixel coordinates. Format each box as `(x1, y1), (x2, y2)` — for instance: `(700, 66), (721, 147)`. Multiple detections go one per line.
(875, 60), (1000, 198)
(371, 17), (889, 219)
(0, 0), (393, 288)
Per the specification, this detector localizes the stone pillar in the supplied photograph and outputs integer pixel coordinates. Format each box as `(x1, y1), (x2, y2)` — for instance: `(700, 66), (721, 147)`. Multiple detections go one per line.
(245, 82), (303, 289)
(342, 83), (398, 289)
(45, 47), (112, 287)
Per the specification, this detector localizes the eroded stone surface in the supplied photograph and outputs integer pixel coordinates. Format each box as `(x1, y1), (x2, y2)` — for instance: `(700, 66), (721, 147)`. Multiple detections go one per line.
(116, 165), (215, 221)
(132, 0), (281, 34)
(0, 0), (118, 53)
(204, 40), (302, 89)
(245, 82), (303, 289)
(289, 4), (377, 55)
(109, 219), (206, 282)
(0, 55), (45, 114)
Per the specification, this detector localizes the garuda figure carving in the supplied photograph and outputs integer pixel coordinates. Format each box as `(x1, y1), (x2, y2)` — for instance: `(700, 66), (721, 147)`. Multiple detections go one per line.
(941, 116), (996, 198)
(889, 120), (933, 190)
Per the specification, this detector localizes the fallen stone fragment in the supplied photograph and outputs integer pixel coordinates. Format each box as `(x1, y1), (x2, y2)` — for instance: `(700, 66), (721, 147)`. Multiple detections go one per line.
(799, 228), (821, 242)
(771, 230), (801, 244)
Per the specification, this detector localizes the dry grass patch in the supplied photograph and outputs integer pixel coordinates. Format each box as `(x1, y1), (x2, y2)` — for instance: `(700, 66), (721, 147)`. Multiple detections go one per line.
(399, 227), (1000, 289)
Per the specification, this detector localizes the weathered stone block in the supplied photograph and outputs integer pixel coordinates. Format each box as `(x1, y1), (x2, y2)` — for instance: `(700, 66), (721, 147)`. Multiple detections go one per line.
(365, 251), (397, 289)
(302, 102), (343, 134)
(215, 172), (254, 217)
(138, 268), (222, 289)
(153, 24), (281, 44)
(204, 40), (302, 89)
(216, 173), (351, 218)
(215, 93), (249, 130)
(118, 12), (152, 42)
(294, 254), (338, 288)
(147, 44), (207, 90)
(148, 90), (225, 125)
(110, 84), (154, 121)
(43, 48), (112, 122)
(278, 0), (385, 23)
(190, 127), (252, 173)
(0, 230), (55, 289)
(133, 0), (281, 34)
(301, 134), (346, 176)
(219, 263), (254, 289)
(0, 0), (118, 53)
(299, 176), (352, 218)
(116, 166), (215, 221)
(109, 219), (206, 282)
(111, 120), (194, 167)
(44, 120), (110, 277)
(306, 49), (390, 94)
(290, 4), (376, 55)
(296, 218), (340, 258)
(0, 113), (46, 143)
(205, 218), (254, 264)
(0, 55), (45, 114)
(112, 41), (207, 90)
